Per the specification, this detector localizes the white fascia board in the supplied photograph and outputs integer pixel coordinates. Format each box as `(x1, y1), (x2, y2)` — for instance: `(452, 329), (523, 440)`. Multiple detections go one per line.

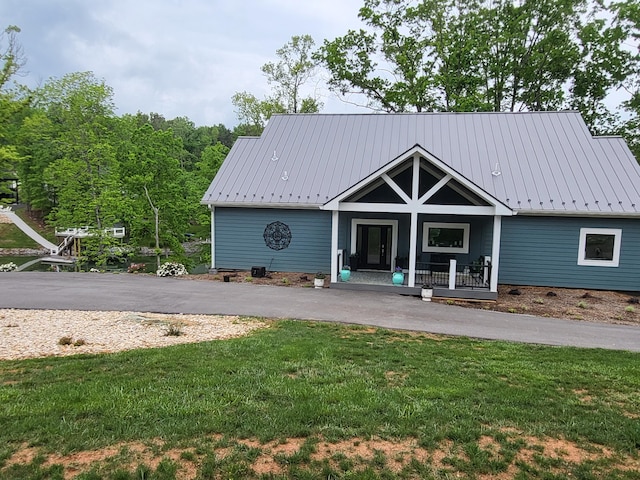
(338, 203), (499, 216)
(419, 205), (499, 215)
(516, 210), (640, 218)
(338, 203), (413, 213)
(204, 202), (323, 209)
(491, 204), (514, 216)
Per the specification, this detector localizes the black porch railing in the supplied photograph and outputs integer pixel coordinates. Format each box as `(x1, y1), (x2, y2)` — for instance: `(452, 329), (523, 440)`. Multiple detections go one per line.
(415, 261), (491, 289)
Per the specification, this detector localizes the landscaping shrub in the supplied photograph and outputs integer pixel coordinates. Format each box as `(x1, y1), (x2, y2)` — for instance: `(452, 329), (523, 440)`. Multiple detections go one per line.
(156, 262), (188, 277)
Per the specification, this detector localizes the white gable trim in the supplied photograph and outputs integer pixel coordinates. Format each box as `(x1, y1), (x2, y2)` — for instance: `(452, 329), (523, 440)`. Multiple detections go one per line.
(338, 203), (497, 215)
(322, 145), (513, 216)
(419, 174), (452, 204)
(381, 173), (412, 204)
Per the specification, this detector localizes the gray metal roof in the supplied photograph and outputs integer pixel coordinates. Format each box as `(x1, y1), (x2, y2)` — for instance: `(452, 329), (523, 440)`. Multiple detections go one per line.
(201, 111), (640, 215)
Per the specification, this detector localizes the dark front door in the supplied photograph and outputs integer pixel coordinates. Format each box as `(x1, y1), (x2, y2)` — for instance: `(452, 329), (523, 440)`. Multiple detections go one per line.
(357, 224), (392, 270)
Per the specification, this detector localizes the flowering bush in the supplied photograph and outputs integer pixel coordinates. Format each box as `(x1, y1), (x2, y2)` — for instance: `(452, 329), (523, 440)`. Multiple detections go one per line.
(128, 262), (146, 274)
(156, 262), (188, 277)
(0, 262), (18, 272)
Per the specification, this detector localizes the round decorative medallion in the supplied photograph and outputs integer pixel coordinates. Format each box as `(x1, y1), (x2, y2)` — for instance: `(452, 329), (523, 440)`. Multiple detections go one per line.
(263, 221), (292, 251)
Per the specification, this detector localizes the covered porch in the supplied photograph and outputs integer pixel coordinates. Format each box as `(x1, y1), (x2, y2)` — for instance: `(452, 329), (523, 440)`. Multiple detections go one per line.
(323, 146), (514, 300)
(331, 253), (496, 300)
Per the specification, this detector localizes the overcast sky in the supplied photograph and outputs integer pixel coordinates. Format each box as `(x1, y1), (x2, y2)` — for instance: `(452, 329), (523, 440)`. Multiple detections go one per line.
(0, 0), (367, 127)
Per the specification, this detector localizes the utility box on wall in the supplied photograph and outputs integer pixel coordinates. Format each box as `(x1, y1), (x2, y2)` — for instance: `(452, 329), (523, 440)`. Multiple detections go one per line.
(251, 266), (266, 278)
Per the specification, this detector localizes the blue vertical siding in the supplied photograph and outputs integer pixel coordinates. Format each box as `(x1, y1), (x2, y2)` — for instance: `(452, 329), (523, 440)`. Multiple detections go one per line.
(215, 207), (332, 273)
(213, 207), (640, 292)
(500, 216), (640, 291)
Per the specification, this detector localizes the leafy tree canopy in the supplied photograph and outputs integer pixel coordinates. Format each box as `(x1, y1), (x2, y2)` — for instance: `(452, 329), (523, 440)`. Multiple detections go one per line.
(232, 35), (322, 133)
(316, 0), (638, 134)
(0, 25), (28, 203)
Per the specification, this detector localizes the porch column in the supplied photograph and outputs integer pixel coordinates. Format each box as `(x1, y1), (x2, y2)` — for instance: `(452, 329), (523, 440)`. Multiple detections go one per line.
(408, 211), (418, 287)
(408, 154), (421, 288)
(209, 206), (216, 274)
(490, 215), (502, 292)
(330, 210), (339, 284)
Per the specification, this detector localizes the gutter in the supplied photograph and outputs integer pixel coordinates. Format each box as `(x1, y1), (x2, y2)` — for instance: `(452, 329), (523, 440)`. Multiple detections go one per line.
(200, 201), (324, 210)
(516, 209), (640, 218)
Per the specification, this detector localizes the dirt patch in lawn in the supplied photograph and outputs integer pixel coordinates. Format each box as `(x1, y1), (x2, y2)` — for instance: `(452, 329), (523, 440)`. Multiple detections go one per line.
(3, 434), (638, 479)
(182, 273), (640, 326)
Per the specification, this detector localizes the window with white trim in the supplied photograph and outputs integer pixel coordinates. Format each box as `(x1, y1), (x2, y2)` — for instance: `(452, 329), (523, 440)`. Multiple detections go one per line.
(422, 222), (470, 254)
(577, 228), (621, 267)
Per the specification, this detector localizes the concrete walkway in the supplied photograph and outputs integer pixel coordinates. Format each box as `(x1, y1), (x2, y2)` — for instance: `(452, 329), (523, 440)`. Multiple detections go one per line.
(0, 207), (58, 253)
(1, 272), (639, 352)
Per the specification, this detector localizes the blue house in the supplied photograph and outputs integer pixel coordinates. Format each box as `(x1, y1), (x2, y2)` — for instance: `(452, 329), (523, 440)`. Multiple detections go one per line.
(201, 112), (640, 299)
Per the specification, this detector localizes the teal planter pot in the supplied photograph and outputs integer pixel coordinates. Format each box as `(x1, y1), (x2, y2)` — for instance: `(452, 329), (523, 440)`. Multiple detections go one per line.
(340, 269), (351, 282)
(392, 272), (404, 285)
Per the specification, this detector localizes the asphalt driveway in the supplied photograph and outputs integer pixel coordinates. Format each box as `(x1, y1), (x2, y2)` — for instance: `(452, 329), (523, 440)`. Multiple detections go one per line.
(1, 272), (639, 352)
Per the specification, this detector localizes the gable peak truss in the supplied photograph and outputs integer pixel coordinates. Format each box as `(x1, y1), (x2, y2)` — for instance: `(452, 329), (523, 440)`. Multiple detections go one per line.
(322, 146), (513, 216)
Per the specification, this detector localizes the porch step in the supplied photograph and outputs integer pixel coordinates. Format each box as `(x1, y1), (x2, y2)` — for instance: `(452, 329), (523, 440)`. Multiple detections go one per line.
(433, 287), (497, 301)
(331, 282), (497, 300)
(331, 282), (420, 296)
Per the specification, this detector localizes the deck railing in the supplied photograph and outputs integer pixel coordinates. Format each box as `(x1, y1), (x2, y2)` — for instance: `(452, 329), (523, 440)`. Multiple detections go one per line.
(414, 261), (491, 289)
(55, 226), (126, 238)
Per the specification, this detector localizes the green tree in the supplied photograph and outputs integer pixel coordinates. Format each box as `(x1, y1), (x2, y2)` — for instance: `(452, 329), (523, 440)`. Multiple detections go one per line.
(16, 109), (58, 212)
(0, 93), (24, 203)
(475, 0), (584, 112)
(119, 120), (190, 268)
(612, 0), (640, 160)
(0, 25), (25, 90)
(186, 142), (230, 232)
(231, 91), (286, 132)
(317, 0), (443, 112)
(316, 0), (637, 137)
(0, 25), (26, 204)
(134, 113), (235, 167)
(31, 72), (122, 230)
(569, 4), (634, 134)
(261, 34), (321, 114)
(232, 35), (321, 132)
(317, 0), (587, 113)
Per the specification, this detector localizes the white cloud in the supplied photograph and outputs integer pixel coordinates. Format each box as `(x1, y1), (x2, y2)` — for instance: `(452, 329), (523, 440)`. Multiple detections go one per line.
(0, 0), (366, 126)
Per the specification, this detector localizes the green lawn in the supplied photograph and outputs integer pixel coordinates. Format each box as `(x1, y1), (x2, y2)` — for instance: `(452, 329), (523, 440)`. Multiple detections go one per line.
(13, 208), (57, 243)
(0, 208), (57, 248)
(1, 321), (638, 479)
(0, 224), (40, 249)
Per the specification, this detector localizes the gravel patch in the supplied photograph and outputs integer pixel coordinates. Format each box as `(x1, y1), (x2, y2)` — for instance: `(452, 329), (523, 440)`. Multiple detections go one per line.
(0, 309), (268, 360)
